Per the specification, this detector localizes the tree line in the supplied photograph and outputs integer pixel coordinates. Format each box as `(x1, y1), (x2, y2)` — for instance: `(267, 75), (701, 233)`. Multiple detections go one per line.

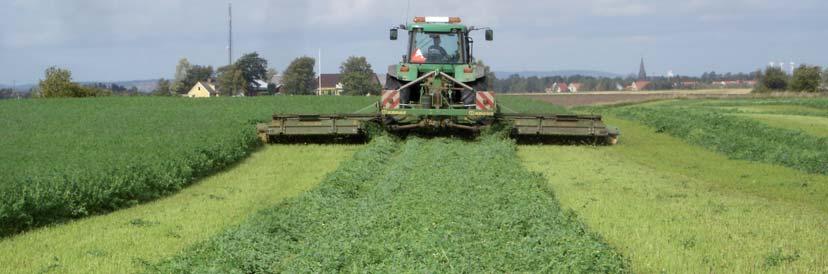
(153, 53), (380, 96)
(489, 67), (828, 93)
(17, 60), (827, 99)
(755, 65), (826, 93)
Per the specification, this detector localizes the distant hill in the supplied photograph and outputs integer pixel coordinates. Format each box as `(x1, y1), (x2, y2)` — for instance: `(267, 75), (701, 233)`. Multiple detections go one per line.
(0, 83), (36, 92)
(494, 70), (622, 79)
(79, 79), (159, 93)
(1, 79), (159, 93)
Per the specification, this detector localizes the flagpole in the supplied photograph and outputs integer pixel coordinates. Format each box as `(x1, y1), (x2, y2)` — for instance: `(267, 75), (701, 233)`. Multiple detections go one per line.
(318, 48), (322, 96)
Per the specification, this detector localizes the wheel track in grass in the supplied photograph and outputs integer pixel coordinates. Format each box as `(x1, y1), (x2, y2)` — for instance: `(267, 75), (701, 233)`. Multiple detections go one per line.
(0, 145), (358, 274)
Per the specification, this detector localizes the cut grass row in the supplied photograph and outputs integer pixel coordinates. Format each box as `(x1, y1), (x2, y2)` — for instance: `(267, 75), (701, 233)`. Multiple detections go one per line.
(0, 144), (357, 274)
(607, 105), (828, 175)
(151, 135), (628, 273)
(0, 96), (374, 236)
(520, 116), (828, 273)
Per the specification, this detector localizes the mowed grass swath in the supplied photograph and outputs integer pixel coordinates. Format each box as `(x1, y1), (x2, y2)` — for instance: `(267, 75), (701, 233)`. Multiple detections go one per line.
(151, 136), (629, 273)
(0, 96), (374, 236)
(606, 103), (828, 175)
(0, 144), (358, 274)
(520, 117), (828, 272)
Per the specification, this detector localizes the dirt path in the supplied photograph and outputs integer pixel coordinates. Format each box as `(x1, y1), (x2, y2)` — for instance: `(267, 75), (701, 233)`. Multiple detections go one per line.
(0, 145), (357, 274)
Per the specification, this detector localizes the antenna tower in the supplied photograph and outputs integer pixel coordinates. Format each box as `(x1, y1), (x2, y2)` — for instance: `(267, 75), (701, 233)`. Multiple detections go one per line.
(228, 3), (233, 66)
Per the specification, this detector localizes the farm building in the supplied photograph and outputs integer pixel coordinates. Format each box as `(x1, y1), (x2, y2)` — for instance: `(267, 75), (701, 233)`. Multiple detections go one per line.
(186, 81), (219, 98)
(314, 73), (382, 96)
(551, 82), (569, 93)
(269, 74), (283, 94)
(247, 79), (270, 96)
(568, 83), (583, 93)
(315, 74), (343, 96)
(627, 80), (651, 91)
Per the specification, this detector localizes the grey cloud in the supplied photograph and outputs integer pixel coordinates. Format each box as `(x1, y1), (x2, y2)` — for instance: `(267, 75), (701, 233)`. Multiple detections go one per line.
(2, 0), (826, 84)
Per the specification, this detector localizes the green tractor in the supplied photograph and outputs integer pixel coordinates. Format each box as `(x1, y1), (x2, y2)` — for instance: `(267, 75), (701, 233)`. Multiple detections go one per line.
(257, 16), (618, 144)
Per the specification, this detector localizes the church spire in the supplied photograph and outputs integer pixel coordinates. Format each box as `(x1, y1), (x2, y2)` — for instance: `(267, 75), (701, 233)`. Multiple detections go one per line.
(638, 57), (647, 80)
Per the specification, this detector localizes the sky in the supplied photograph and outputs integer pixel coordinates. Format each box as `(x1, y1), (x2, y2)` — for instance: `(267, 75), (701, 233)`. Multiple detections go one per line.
(1, 0), (826, 85)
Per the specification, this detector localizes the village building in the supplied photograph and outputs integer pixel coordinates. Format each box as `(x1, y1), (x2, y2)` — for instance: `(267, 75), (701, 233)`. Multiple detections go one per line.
(627, 80), (651, 91)
(568, 83), (583, 93)
(269, 74), (283, 94)
(551, 82), (569, 93)
(186, 81), (219, 98)
(314, 73), (382, 96)
(316, 74), (343, 96)
(248, 79), (270, 96)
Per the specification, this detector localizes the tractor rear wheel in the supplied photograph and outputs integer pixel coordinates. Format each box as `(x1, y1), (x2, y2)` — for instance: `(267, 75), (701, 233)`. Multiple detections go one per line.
(385, 75), (415, 105)
(462, 77), (489, 107)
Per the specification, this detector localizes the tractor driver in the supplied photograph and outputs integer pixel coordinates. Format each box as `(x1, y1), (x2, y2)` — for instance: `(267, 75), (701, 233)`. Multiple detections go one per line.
(427, 35), (449, 62)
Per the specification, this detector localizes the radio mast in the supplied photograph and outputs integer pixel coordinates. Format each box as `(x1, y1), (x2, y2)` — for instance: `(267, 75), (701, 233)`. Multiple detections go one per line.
(228, 2), (233, 66)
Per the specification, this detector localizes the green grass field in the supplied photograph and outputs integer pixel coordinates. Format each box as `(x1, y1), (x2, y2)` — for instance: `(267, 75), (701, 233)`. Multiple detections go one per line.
(735, 113), (828, 138)
(604, 100), (828, 175)
(0, 144), (357, 273)
(2, 95), (827, 273)
(0, 96), (374, 235)
(520, 117), (828, 273)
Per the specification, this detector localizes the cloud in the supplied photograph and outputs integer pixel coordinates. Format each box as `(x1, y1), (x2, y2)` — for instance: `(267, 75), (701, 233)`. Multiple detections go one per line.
(1, 0), (827, 84)
(589, 0), (654, 17)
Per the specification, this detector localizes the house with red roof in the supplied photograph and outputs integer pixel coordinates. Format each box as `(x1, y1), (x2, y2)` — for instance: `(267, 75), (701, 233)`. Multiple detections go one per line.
(627, 80), (651, 91)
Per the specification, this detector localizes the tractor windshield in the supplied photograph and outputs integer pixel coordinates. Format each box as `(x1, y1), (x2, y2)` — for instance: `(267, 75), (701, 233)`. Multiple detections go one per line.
(410, 31), (464, 64)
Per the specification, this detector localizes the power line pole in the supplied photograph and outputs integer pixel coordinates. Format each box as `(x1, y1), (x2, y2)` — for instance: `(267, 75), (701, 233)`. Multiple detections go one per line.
(228, 2), (233, 66)
(318, 48), (322, 96)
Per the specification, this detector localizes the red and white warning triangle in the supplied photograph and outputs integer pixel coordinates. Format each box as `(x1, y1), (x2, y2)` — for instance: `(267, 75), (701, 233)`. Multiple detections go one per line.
(411, 48), (426, 63)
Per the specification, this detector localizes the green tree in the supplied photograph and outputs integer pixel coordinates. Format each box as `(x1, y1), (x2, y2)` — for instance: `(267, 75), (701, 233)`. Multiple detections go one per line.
(821, 67), (828, 91)
(171, 58), (192, 94)
(235, 52), (268, 94)
(339, 56), (380, 96)
(756, 66), (788, 92)
(38, 67), (111, 97)
(282, 56), (316, 95)
(475, 59), (495, 89)
(152, 78), (171, 96)
(184, 65), (214, 89)
(790, 65), (822, 92)
(216, 64), (246, 96)
(39, 67), (75, 97)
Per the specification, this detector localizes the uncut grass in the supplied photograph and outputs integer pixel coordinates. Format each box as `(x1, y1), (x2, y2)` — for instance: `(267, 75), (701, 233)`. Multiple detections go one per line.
(0, 96), (373, 236)
(152, 136), (628, 273)
(608, 105), (828, 175)
(498, 95), (569, 113)
(662, 97), (828, 110)
(0, 144), (357, 274)
(519, 117), (828, 273)
(735, 113), (828, 138)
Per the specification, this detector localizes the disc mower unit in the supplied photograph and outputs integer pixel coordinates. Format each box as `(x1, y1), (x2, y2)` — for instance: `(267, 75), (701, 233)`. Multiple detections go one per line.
(257, 16), (619, 144)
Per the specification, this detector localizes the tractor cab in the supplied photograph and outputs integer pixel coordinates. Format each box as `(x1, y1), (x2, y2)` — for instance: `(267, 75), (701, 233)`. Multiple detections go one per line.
(386, 16), (494, 109)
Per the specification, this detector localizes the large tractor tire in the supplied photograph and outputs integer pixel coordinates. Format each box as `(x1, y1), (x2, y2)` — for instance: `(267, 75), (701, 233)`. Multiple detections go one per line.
(461, 77), (489, 107)
(385, 75), (417, 105)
